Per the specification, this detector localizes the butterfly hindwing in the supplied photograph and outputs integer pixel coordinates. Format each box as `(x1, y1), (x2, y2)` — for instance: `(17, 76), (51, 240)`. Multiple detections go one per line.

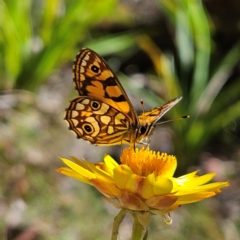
(65, 96), (131, 145)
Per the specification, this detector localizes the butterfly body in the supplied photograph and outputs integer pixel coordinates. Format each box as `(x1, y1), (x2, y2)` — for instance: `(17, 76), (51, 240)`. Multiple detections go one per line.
(65, 48), (182, 146)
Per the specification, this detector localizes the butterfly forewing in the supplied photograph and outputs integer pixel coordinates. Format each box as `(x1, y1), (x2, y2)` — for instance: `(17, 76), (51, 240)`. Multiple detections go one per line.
(138, 97), (182, 124)
(73, 48), (137, 123)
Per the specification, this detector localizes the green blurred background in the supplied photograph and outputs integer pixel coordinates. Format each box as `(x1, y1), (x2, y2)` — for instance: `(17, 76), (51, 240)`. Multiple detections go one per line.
(1, 0), (240, 239)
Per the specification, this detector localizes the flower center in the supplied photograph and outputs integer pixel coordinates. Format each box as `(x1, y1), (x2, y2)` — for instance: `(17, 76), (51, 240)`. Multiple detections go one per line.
(120, 147), (176, 177)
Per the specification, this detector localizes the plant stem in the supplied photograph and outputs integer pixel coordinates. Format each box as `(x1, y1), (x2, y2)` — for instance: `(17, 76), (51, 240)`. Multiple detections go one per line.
(111, 209), (127, 240)
(130, 210), (146, 240)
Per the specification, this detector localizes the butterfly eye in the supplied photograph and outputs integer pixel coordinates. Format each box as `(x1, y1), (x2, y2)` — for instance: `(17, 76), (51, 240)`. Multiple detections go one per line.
(82, 123), (94, 134)
(91, 65), (99, 73)
(139, 126), (147, 135)
(91, 101), (101, 110)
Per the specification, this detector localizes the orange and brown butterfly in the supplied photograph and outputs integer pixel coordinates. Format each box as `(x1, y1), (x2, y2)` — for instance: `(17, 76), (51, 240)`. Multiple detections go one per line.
(65, 48), (182, 146)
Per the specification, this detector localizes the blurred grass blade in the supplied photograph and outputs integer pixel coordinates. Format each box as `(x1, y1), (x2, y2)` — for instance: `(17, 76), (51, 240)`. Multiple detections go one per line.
(137, 34), (182, 101)
(0, 0), (32, 88)
(0, 0), (119, 91)
(87, 32), (139, 56)
(159, 0), (211, 108)
(176, 4), (194, 71)
(187, 0), (211, 106)
(196, 40), (240, 115)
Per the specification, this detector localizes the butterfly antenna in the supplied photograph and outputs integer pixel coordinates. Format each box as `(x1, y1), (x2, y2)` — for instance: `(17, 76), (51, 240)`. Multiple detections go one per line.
(140, 99), (147, 125)
(140, 99), (144, 112)
(156, 115), (190, 125)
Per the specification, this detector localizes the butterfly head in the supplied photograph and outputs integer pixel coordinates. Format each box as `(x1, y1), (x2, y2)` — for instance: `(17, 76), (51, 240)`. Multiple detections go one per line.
(128, 122), (156, 147)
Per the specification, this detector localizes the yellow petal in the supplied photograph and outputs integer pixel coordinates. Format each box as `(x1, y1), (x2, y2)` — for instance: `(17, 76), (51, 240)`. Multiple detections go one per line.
(175, 172), (216, 187)
(175, 181), (229, 195)
(59, 158), (96, 179)
(175, 171), (198, 182)
(83, 159), (113, 181)
(94, 162), (113, 175)
(141, 177), (155, 199)
(113, 164), (133, 189)
(148, 174), (173, 195)
(104, 154), (119, 170)
(70, 156), (91, 170)
(89, 178), (122, 198)
(175, 192), (217, 204)
(125, 173), (144, 193)
(56, 167), (90, 184)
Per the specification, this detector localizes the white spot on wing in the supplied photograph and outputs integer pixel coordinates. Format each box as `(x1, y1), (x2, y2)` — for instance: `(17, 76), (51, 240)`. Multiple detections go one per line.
(71, 111), (78, 118)
(84, 53), (90, 61)
(82, 60), (87, 66)
(115, 113), (125, 125)
(76, 128), (83, 135)
(71, 119), (79, 126)
(75, 103), (85, 110)
(107, 126), (114, 134)
(100, 115), (111, 125)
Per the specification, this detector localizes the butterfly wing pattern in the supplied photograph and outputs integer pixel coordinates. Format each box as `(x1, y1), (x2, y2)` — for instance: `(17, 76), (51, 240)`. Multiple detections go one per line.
(65, 48), (182, 146)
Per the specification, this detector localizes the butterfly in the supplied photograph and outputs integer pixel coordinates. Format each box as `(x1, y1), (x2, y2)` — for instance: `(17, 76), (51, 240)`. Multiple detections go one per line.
(65, 48), (182, 146)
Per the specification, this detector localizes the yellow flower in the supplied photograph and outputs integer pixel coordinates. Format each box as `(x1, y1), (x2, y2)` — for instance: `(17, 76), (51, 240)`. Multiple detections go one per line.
(56, 147), (229, 225)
